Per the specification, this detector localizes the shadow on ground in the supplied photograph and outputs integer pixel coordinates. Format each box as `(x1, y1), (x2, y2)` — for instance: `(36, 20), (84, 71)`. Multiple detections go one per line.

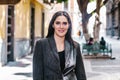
(14, 72), (32, 77)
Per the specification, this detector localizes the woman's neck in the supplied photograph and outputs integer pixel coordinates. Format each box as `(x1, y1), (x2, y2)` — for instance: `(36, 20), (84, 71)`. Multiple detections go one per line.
(54, 35), (65, 52)
(54, 36), (65, 43)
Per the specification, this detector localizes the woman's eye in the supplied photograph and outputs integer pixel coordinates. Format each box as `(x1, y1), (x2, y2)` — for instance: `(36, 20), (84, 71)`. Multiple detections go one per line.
(63, 22), (68, 25)
(55, 22), (60, 25)
(55, 21), (68, 26)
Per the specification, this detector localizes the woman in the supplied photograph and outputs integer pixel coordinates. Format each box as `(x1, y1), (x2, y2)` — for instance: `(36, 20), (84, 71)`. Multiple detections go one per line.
(33, 11), (86, 80)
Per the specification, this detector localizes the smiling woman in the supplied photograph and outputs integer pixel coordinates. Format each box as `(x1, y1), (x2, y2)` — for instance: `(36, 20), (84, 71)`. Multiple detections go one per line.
(0, 0), (20, 4)
(53, 15), (69, 39)
(33, 11), (87, 80)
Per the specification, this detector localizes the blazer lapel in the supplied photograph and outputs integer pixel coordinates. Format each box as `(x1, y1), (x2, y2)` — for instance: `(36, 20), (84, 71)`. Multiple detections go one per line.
(64, 41), (76, 69)
(64, 40), (71, 68)
(48, 36), (59, 62)
(48, 36), (76, 70)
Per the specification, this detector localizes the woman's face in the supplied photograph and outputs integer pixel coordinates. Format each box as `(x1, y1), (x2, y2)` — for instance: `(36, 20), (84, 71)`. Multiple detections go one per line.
(53, 15), (69, 38)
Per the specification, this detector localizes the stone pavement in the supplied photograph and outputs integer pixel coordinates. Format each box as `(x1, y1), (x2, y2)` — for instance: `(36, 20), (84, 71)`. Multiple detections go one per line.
(0, 55), (32, 80)
(0, 36), (120, 80)
(73, 36), (120, 80)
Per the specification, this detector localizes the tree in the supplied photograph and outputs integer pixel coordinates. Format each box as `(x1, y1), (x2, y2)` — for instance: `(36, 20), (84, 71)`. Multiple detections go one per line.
(77, 0), (108, 42)
(43, 0), (67, 4)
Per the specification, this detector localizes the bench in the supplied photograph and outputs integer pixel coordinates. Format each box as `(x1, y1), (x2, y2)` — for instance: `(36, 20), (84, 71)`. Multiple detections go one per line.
(82, 42), (112, 58)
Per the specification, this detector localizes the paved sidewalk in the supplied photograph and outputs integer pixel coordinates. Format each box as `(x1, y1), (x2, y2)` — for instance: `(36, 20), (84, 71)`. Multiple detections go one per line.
(0, 55), (32, 80)
(73, 36), (120, 80)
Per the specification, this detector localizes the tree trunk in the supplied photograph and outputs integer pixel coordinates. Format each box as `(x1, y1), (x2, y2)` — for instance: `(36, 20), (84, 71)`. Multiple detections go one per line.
(77, 0), (108, 42)
(93, 0), (102, 41)
(77, 0), (91, 42)
(93, 15), (101, 41)
(81, 13), (89, 42)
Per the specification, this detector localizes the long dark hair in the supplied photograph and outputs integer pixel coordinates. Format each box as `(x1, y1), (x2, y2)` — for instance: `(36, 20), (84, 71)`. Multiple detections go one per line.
(46, 11), (75, 47)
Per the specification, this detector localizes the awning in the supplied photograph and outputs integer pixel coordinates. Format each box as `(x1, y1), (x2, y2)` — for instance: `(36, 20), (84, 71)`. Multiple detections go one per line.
(0, 0), (21, 4)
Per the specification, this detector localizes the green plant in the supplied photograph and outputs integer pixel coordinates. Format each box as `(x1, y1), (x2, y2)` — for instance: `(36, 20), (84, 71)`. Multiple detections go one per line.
(57, 0), (68, 3)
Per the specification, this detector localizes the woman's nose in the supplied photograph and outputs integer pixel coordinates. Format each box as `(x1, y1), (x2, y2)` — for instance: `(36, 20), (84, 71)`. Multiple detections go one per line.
(60, 23), (64, 28)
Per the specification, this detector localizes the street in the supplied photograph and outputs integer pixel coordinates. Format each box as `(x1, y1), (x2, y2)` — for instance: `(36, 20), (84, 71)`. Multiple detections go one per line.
(0, 55), (32, 80)
(76, 35), (120, 80)
(72, 35), (120, 80)
(0, 36), (120, 80)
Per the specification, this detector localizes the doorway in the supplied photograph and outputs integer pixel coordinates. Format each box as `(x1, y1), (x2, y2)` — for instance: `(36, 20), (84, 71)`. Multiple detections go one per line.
(7, 5), (14, 62)
(41, 12), (45, 38)
(30, 6), (35, 54)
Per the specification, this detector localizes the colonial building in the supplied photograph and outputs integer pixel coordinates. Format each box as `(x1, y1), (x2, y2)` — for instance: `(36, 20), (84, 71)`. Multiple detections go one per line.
(0, 0), (47, 66)
(105, 0), (120, 39)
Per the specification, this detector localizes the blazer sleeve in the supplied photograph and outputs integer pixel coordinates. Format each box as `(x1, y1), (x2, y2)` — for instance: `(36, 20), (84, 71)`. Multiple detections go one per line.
(33, 40), (44, 80)
(75, 44), (87, 80)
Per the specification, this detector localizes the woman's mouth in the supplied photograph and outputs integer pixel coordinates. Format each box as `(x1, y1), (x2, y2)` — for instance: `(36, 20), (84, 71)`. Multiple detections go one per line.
(58, 30), (65, 33)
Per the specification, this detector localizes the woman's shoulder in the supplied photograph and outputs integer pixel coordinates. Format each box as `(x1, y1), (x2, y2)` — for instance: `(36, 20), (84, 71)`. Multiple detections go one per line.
(73, 40), (80, 48)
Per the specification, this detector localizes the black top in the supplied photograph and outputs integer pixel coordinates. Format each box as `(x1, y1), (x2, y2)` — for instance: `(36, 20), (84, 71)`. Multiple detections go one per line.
(100, 40), (106, 46)
(58, 50), (65, 72)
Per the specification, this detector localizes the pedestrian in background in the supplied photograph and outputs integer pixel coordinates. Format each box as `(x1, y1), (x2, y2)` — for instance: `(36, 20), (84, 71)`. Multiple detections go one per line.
(87, 37), (94, 45)
(100, 37), (106, 50)
(77, 30), (83, 39)
(33, 11), (86, 80)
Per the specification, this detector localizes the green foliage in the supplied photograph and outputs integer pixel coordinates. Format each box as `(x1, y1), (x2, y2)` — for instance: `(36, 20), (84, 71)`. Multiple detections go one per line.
(57, 0), (68, 3)
(89, 0), (95, 2)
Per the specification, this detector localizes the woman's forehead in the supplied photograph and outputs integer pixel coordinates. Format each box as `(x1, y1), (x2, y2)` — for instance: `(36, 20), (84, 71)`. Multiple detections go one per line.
(55, 16), (68, 21)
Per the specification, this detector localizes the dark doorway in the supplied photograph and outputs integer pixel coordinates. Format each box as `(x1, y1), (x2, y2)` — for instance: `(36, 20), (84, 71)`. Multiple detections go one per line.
(111, 5), (115, 37)
(41, 12), (45, 38)
(7, 5), (14, 62)
(30, 6), (35, 54)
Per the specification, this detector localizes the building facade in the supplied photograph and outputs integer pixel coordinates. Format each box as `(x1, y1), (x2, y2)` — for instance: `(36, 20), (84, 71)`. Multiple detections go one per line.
(0, 0), (46, 66)
(105, 0), (120, 39)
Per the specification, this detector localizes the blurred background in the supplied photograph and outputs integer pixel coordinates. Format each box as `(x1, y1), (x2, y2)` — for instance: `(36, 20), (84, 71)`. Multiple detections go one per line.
(0, 0), (120, 80)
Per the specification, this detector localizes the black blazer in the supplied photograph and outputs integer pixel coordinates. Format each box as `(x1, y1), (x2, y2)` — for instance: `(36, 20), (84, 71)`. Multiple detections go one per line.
(33, 36), (86, 80)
